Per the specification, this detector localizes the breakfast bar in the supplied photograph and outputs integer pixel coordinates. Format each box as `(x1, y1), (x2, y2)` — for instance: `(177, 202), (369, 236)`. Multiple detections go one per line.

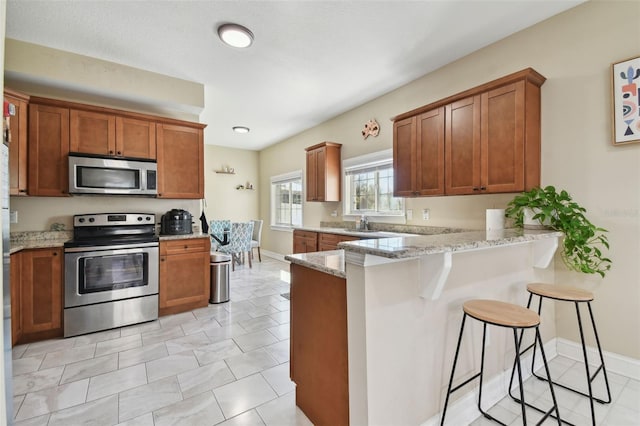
(286, 229), (562, 425)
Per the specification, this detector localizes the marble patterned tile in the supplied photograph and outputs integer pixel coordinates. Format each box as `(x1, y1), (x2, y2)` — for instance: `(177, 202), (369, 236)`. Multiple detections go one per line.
(270, 301), (290, 312)
(13, 393), (25, 417)
(120, 320), (161, 337)
(48, 394), (119, 426)
(180, 317), (221, 336)
(192, 304), (228, 320)
(177, 360), (236, 399)
(22, 338), (76, 358)
(255, 391), (313, 426)
(94, 334), (142, 357)
(15, 378), (89, 421)
(118, 376), (183, 423)
(73, 328), (122, 347)
(260, 362), (295, 396)
(213, 374), (277, 419)
(86, 363), (148, 402)
(152, 391), (225, 426)
(141, 325), (185, 346)
(60, 353), (118, 384)
(249, 295), (283, 307)
(165, 331), (212, 355)
(205, 323), (248, 343)
(233, 330), (278, 352)
(12, 354), (44, 376)
(266, 324), (290, 341)
(215, 311), (254, 327)
(216, 409), (265, 426)
(225, 348), (278, 379)
(193, 338), (243, 366)
(158, 311), (197, 328)
(13, 366), (65, 396)
(40, 343), (96, 369)
(116, 412), (154, 426)
(12, 344), (28, 360)
(118, 342), (168, 369)
(246, 305), (280, 319)
(239, 316), (279, 333)
(146, 352), (199, 382)
(268, 311), (291, 325)
(264, 340), (290, 363)
(13, 414), (50, 426)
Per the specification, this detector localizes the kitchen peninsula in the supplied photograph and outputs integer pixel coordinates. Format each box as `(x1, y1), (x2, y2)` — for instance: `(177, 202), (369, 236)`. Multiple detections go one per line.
(286, 228), (562, 425)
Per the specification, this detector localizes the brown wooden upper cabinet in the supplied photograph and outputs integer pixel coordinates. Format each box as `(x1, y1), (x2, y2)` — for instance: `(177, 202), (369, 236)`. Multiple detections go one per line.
(28, 103), (70, 197)
(70, 109), (156, 159)
(156, 123), (204, 199)
(5, 89), (30, 196)
(393, 107), (445, 197)
(393, 68), (545, 197)
(305, 142), (341, 202)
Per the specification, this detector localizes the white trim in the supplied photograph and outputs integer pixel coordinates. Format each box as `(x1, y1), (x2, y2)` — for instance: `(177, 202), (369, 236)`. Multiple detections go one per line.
(556, 337), (640, 381)
(261, 249), (288, 263)
(342, 148), (393, 169)
(270, 169), (302, 184)
(269, 225), (294, 233)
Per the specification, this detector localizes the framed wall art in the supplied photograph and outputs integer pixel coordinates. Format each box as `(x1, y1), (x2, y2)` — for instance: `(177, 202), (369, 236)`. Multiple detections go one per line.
(612, 55), (640, 145)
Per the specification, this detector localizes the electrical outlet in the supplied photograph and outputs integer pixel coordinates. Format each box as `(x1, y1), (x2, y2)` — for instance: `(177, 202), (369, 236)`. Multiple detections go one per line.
(9, 210), (18, 224)
(331, 210), (338, 217)
(406, 209), (413, 220)
(422, 209), (430, 220)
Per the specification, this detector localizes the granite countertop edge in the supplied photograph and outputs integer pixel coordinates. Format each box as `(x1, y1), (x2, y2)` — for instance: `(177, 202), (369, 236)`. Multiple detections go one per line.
(337, 229), (563, 259)
(285, 250), (346, 279)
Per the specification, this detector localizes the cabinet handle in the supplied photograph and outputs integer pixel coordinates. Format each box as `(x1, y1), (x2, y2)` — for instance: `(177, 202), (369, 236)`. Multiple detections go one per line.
(472, 187), (480, 191)
(184, 245), (188, 249)
(480, 186), (487, 190)
(52, 252), (57, 256)
(117, 151), (122, 156)
(19, 189), (27, 193)
(109, 150), (114, 155)
(161, 258), (165, 262)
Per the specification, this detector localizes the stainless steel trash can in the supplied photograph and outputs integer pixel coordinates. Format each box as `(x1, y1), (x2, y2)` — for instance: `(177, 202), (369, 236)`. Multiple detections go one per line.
(210, 253), (231, 303)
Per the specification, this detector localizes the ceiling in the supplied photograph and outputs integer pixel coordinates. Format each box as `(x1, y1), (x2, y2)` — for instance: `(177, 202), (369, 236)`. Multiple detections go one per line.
(5, 1), (582, 151)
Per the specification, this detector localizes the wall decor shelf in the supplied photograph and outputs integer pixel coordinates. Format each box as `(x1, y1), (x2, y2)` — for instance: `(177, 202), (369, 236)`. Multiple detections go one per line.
(215, 170), (236, 175)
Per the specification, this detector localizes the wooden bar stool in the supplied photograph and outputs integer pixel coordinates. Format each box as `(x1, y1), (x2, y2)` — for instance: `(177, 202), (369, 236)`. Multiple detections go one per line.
(509, 283), (612, 426)
(441, 299), (561, 426)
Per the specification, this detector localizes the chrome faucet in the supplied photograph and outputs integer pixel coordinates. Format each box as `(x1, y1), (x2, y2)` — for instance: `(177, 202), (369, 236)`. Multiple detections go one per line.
(360, 215), (369, 231)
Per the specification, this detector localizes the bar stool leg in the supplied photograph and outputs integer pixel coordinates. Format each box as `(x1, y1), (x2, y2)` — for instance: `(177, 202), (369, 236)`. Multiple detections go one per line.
(513, 328), (528, 425)
(440, 313), (468, 426)
(587, 302), (612, 404)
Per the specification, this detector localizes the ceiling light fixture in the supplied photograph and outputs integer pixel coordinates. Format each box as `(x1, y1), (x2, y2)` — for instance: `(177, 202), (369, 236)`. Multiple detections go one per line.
(232, 126), (250, 134)
(217, 23), (254, 48)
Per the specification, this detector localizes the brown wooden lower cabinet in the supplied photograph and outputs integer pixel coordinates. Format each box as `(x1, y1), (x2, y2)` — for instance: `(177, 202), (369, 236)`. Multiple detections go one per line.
(19, 248), (64, 343)
(293, 230), (318, 254)
(159, 237), (211, 316)
(290, 263), (349, 425)
(10, 252), (22, 346)
(317, 232), (359, 251)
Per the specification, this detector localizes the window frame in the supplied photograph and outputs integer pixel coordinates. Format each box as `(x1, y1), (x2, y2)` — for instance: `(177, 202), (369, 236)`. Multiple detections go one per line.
(270, 170), (303, 231)
(342, 149), (405, 220)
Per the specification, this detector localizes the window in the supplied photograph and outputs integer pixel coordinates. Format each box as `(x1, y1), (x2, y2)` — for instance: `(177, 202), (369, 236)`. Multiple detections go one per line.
(343, 149), (404, 217)
(270, 171), (303, 229)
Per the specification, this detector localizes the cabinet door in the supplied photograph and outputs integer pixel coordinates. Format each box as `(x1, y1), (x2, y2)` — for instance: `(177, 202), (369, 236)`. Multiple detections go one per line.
(481, 81), (525, 193)
(28, 104), (70, 197)
(393, 116), (416, 197)
(21, 248), (63, 338)
(416, 108), (445, 196)
(10, 252), (22, 346)
(70, 109), (116, 156)
(6, 94), (29, 196)
(445, 95), (481, 195)
(156, 123), (204, 199)
(315, 147), (327, 201)
(293, 230), (317, 254)
(159, 248), (210, 316)
(306, 150), (318, 201)
(116, 116), (156, 159)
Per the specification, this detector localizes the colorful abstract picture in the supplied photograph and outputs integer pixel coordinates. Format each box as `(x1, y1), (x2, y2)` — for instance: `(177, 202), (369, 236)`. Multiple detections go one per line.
(612, 56), (640, 145)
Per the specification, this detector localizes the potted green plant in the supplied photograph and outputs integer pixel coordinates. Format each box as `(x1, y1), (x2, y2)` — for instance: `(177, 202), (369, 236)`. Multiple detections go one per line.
(505, 185), (612, 278)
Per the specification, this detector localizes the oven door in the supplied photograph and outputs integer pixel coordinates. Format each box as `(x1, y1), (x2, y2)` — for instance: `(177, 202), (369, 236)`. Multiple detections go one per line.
(65, 244), (159, 308)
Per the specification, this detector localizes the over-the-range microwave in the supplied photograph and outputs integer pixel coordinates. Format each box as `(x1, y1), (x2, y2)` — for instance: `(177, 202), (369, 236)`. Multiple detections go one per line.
(68, 153), (158, 196)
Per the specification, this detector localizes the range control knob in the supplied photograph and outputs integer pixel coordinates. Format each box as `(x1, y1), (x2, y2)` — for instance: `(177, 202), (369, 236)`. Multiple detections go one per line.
(88, 217), (95, 223)
(146, 217), (151, 221)
(137, 217), (143, 221)
(78, 218), (85, 223)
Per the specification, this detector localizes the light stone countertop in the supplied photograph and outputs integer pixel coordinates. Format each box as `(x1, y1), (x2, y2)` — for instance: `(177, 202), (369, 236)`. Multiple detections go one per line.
(338, 228), (563, 259)
(293, 226), (419, 238)
(285, 250), (346, 279)
(158, 232), (209, 241)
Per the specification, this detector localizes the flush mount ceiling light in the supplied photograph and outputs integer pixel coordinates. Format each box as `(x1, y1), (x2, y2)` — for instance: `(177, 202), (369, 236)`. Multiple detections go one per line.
(218, 23), (254, 48)
(232, 126), (250, 134)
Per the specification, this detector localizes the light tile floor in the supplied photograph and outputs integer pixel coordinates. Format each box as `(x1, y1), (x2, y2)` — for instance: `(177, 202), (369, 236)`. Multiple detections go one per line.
(11, 257), (640, 425)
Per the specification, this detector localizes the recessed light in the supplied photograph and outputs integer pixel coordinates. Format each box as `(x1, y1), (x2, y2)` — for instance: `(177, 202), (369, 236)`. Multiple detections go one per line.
(233, 126), (250, 134)
(218, 24), (254, 48)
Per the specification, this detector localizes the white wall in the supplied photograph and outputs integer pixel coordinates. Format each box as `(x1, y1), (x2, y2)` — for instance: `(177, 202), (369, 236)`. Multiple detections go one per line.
(259, 0), (640, 359)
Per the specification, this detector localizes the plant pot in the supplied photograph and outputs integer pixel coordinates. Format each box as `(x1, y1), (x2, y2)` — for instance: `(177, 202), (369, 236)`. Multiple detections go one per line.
(523, 207), (553, 230)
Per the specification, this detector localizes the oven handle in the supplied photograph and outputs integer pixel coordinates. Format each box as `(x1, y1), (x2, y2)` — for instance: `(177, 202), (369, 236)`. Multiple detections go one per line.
(64, 241), (159, 253)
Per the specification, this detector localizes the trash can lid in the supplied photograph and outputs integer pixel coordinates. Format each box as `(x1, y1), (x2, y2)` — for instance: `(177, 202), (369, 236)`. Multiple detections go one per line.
(210, 253), (232, 263)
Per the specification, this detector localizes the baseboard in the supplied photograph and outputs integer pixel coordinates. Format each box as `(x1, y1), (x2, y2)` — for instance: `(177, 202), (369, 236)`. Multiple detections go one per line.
(556, 337), (640, 381)
(422, 339), (558, 426)
(261, 249), (287, 263)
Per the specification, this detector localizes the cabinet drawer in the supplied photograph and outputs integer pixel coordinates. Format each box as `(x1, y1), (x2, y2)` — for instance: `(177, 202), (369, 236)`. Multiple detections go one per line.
(318, 233), (359, 251)
(161, 237), (210, 255)
(294, 230), (317, 240)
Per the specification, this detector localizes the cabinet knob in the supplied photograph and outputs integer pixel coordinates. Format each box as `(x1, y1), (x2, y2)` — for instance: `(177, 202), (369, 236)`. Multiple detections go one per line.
(117, 151), (122, 156)
(480, 186), (487, 190)
(472, 187), (480, 191)
(109, 150), (114, 155)
(52, 252), (57, 256)
(184, 245), (188, 249)
(19, 189), (27, 193)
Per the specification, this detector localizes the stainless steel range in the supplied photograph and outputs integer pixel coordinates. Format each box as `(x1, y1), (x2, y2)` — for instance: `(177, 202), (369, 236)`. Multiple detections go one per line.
(64, 213), (159, 337)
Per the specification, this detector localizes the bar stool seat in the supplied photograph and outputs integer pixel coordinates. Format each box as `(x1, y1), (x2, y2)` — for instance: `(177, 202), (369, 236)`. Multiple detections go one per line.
(441, 299), (561, 426)
(510, 283), (611, 426)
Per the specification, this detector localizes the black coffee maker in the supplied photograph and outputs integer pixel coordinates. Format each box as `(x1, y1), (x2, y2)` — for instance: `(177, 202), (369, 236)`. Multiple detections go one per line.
(160, 209), (193, 235)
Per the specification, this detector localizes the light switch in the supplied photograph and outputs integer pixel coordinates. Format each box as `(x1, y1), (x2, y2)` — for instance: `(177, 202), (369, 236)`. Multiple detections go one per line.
(10, 210), (18, 223)
(406, 209), (413, 220)
(422, 209), (430, 220)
